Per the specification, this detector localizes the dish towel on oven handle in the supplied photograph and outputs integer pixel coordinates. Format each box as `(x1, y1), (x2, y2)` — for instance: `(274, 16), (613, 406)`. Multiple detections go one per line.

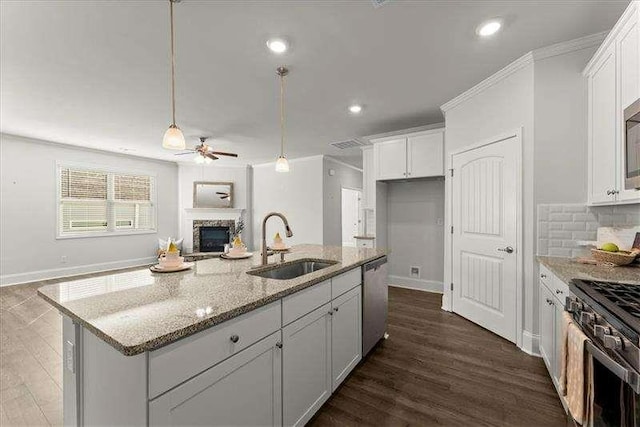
(560, 311), (594, 426)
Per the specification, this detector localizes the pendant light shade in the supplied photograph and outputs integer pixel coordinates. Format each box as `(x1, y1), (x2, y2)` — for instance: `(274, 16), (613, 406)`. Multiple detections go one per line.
(275, 155), (290, 172)
(163, 0), (185, 150)
(275, 66), (290, 172)
(163, 124), (185, 150)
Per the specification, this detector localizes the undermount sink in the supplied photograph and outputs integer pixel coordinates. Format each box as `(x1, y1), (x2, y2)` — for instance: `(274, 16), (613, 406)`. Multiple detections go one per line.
(247, 259), (338, 280)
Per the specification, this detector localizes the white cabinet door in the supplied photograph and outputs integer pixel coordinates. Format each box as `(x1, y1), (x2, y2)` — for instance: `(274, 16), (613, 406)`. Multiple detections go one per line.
(552, 296), (564, 386)
(282, 303), (332, 427)
(149, 331), (282, 427)
(362, 147), (375, 209)
(617, 10), (640, 203)
(374, 138), (407, 180)
(407, 131), (444, 178)
(331, 286), (362, 391)
(538, 283), (556, 377)
(589, 43), (618, 204)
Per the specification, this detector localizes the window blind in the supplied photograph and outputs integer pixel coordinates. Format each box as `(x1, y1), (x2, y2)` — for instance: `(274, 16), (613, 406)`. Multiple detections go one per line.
(58, 166), (156, 236)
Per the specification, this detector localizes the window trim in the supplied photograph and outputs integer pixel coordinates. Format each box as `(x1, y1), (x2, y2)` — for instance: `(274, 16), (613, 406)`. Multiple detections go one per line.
(56, 162), (158, 239)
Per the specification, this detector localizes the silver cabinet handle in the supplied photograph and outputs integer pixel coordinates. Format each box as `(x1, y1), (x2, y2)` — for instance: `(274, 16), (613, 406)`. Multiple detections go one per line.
(276, 342), (283, 349)
(328, 311), (333, 316)
(540, 274), (547, 278)
(333, 307), (339, 312)
(607, 189), (613, 195)
(555, 289), (563, 295)
(230, 335), (239, 343)
(498, 246), (514, 253)
(546, 298), (554, 305)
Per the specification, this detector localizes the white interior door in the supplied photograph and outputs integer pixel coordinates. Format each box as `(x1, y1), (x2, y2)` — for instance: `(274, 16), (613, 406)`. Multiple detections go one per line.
(341, 188), (361, 247)
(451, 135), (519, 343)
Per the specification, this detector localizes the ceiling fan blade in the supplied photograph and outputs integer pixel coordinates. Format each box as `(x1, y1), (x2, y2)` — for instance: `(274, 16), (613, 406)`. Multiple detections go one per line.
(205, 153), (218, 160)
(209, 151), (238, 158)
(174, 151), (196, 155)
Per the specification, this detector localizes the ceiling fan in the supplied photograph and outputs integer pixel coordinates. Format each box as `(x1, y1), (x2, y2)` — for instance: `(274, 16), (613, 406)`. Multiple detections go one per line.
(175, 137), (238, 162)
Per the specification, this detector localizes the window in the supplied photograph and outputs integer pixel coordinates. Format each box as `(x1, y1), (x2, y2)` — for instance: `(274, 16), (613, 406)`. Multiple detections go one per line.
(58, 165), (156, 238)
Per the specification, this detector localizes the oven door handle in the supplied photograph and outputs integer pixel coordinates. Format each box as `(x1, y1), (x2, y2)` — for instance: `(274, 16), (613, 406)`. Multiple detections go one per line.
(585, 341), (640, 393)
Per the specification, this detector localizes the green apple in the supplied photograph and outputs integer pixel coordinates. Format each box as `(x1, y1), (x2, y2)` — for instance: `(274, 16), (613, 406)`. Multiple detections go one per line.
(600, 242), (619, 252)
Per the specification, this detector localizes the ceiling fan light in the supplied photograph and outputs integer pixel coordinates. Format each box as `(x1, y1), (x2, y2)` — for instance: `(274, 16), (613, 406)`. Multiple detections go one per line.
(204, 156), (213, 164)
(194, 154), (205, 164)
(275, 155), (290, 172)
(163, 124), (186, 150)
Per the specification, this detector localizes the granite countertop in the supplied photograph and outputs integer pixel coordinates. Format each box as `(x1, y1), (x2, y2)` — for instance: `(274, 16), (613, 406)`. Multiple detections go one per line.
(38, 245), (386, 356)
(537, 256), (640, 286)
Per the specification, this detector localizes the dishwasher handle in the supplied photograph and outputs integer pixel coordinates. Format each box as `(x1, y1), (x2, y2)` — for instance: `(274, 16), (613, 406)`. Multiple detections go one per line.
(365, 256), (387, 272)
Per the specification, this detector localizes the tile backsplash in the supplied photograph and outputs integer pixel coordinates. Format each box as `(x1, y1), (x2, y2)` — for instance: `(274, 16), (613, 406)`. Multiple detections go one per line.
(537, 203), (640, 258)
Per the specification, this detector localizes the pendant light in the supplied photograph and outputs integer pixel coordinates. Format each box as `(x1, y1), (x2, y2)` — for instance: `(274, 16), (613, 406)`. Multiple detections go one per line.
(162, 0), (186, 150)
(275, 66), (290, 172)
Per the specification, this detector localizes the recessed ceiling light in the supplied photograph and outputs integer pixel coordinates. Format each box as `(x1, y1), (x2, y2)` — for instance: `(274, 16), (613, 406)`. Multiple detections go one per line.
(348, 104), (363, 114)
(477, 20), (502, 37)
(266, 38), (288, 54)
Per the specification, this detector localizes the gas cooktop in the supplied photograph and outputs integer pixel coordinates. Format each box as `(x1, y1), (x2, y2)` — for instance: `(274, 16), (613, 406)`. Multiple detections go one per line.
(571, 279), (640, 336)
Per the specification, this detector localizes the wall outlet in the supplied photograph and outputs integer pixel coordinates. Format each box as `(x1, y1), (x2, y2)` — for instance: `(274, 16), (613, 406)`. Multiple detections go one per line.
(410, 266), (420, 278)
(61, 255), (67, 264)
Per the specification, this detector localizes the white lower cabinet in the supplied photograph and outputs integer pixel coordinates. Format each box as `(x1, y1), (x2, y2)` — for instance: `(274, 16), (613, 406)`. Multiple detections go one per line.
(538, 266), (572, 394)
(149, 331), (282, 426)
(539, 283), (557, 380)
(282, 302), (333, 427)
(331, 286), (362, 391)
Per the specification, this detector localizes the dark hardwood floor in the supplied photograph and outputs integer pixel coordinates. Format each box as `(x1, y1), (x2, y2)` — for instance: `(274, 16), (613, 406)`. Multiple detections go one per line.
(1, 276), (566, 426)
(311, 287), (566, 427)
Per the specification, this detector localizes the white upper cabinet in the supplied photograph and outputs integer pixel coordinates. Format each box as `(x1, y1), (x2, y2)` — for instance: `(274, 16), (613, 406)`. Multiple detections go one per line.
(588, 43), (618, 204)
(585, 1), (640, 205)
(372, 128), (444, 181)
(408, 132), (444, 178)
(374, 138), (407, 180)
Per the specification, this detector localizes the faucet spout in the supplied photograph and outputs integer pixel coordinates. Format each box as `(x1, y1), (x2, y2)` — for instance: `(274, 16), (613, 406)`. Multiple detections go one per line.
(261, 212), (293, 265)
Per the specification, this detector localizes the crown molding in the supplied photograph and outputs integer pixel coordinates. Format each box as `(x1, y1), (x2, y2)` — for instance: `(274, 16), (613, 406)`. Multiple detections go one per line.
(364, 122), (445, 142)
(440, 31), (607, 114)
(583, 1), (637, 76)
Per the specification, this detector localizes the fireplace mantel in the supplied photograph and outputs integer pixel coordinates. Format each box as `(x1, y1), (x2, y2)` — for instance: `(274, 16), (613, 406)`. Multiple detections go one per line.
(181, 208), (245, 253)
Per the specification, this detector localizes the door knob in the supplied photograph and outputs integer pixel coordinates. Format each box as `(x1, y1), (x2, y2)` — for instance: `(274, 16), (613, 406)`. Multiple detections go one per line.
(497, 246), (514, 253)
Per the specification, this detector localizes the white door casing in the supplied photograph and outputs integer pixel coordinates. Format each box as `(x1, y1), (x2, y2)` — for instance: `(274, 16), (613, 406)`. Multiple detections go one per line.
(451, 134), (520, 343)
(341, 188), (362, 247)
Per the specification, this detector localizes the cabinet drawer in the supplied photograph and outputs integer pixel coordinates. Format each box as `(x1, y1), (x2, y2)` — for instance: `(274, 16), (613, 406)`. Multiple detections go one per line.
(539, 265), (569, 304)
(149, 301), (281, 398)
(331, 268), (362, 299)
(282, 280), (331, 326)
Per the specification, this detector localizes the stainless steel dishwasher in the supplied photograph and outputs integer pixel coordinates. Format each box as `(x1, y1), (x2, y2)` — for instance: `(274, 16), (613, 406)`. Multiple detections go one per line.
(363, 256), (388, 356)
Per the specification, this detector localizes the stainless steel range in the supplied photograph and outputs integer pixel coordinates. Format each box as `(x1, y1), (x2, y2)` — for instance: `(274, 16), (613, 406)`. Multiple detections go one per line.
(566, 279), (640, 426)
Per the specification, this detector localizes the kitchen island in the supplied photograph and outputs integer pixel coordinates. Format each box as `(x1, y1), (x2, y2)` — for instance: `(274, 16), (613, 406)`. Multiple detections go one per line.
(38, 244), (386, 426)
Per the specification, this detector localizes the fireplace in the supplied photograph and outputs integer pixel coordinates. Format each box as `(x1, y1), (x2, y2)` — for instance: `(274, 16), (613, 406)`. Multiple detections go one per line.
(192, 220), (235, 253)
(199, 226), (230, 252)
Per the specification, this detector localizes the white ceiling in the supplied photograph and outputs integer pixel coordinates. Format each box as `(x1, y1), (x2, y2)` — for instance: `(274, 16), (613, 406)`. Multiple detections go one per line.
(0, 0), (629, 167)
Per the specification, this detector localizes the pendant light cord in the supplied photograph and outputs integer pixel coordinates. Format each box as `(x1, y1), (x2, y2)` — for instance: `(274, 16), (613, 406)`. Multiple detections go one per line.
(280, 72), (285, 157)
(169, 0), (177, 126)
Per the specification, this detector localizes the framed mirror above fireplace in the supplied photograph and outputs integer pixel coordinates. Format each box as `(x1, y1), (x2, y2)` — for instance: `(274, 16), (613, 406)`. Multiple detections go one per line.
(193, 182), (234, 208)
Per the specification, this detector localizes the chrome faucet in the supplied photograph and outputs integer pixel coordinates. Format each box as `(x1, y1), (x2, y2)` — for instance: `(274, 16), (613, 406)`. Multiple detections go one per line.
(261, 212), (293, 265)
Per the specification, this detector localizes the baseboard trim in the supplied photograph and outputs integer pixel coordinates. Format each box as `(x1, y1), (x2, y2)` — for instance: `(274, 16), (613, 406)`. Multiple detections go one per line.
(521, 330), (541, 357)
(389, 275), (444, 294)
(0, 256), (157, 287)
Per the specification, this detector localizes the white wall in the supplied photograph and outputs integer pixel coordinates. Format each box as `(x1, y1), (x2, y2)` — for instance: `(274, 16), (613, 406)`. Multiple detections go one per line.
(533, 46), (596, 205)
(252, 156), (324, 250)
(387, 179), (445, 292)
(178, 164), (252, 250)
(322, 158), (362, 246)
(0, 134), (179, 285)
